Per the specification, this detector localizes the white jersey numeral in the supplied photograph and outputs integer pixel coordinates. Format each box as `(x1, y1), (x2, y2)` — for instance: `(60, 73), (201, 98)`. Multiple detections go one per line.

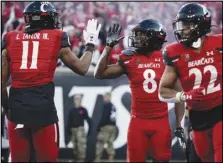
(189, 65), (220, 95)
(20, 41), (39, 69)
(143, 69), (157, 93)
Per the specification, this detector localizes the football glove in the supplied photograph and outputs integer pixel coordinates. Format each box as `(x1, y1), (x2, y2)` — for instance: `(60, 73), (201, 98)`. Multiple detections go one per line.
(177, 87), (205, 106)
(174, 127), (186, 149)
(106, 24), (124, 48)
(83, 19), (102, 46)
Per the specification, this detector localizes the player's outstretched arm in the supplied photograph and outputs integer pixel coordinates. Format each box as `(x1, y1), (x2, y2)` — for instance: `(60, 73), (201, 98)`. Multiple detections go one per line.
(94, 24), (125, 79)
(59, 45), (95, 76)
(59, 19), (101, 76)
(1, 49), (10, 115)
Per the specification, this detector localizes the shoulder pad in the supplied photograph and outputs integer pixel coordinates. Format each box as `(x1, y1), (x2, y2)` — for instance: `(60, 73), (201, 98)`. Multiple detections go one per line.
(121, 48), (135, 56)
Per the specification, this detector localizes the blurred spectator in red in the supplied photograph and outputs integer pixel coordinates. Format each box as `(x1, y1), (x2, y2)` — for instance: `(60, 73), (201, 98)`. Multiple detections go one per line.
(106, 2), (120, 19)
(73, 3), (91, 31)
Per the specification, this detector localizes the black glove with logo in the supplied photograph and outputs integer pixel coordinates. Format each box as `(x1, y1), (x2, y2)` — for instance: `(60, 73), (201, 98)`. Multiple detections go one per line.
(174, 127), (186, 148)
(106, 24), (124, 48)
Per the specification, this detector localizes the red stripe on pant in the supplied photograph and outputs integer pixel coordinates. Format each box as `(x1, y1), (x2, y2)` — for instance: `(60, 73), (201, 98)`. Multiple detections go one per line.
(8, 120), (59, 162)
(192, 121), (222, 162)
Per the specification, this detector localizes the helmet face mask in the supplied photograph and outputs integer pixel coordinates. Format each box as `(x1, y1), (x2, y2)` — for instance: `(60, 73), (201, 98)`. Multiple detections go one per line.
(173, 20), (199, 44)
(130, 30), (150, 49)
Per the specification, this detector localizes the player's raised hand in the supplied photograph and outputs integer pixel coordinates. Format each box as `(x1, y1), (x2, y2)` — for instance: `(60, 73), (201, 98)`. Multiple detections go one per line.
(83, 19), (102, 46)
(106, 24), (124, 48)
(177, 87), (205, 107)
(174, 127), (186, 149)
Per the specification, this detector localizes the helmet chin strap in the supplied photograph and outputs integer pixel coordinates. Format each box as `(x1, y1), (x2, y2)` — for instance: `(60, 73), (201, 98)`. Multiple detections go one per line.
(192, 37), (201, 48)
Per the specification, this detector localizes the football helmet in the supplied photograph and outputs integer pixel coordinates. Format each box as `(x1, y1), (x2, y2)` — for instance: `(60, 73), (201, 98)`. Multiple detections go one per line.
(128, 19), (166, 54)
(23, 2), (60, 34)
(173, 3), (212, 47)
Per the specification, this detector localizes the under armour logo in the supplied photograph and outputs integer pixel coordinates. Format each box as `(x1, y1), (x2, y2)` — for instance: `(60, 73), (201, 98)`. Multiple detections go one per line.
(155, 58), (161, 62)
(185, 94), (192, 100)
(206, 51), (214, 56)
(182, 94), (192, 101)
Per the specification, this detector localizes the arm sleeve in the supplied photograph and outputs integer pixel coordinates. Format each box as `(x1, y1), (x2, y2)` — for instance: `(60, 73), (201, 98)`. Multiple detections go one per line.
(162, 49), (174, 66)
(61, 32), (71, 49)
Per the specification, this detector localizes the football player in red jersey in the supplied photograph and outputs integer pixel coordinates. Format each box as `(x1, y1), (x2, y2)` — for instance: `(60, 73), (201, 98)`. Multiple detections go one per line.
(94, 20), (185, 162)
(1, 2), (101, 162)
(159, 3), (222, 162)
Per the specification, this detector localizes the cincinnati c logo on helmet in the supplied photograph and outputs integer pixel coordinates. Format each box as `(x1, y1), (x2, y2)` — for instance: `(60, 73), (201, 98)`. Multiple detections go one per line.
(40, 2), (50, 12)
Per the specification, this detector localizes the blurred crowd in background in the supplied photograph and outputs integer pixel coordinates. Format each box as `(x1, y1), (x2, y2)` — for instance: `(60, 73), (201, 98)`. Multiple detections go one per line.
(2, 2), (222, 73)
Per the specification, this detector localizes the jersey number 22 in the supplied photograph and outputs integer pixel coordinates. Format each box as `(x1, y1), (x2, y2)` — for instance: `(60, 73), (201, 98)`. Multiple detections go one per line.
(189, 65), (220, 95)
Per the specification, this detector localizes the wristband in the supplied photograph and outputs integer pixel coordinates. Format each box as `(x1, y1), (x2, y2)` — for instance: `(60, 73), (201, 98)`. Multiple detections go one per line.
(176, 91), (184, 102)
(158, 93), (182, 103)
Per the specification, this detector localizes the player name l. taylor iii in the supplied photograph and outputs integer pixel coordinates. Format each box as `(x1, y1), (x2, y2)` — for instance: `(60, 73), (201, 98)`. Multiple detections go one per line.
(16, 33), (49, 40)
(138, 63), (161, 68)
(188, 57), (214, 68)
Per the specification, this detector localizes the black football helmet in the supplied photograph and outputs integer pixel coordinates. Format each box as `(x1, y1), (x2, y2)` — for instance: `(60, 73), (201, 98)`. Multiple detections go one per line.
(173, 3), (212, 47)
(23, 1), (60, 34)
(128, 19), (167, 54)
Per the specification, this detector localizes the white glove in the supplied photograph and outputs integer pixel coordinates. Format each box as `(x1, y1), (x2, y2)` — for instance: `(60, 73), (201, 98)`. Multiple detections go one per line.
(83, 19), (102, 46)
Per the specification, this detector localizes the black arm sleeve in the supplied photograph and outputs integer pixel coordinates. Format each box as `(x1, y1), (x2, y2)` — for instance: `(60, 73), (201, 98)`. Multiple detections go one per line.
(2, 36), (6, 50)
(61, 32), (71, 49)
(162, 49), (174, 66)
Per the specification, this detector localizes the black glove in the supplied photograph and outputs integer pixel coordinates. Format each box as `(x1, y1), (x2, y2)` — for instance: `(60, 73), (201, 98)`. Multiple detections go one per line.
(174, 127), (186, 148)
(106, 24), (124, 48)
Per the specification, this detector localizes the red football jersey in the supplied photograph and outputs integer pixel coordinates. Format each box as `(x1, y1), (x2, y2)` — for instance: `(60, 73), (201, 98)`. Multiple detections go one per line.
(4, 29), (70, 88)
(164, 34), (222, 111)
(119, 50), (168, 118)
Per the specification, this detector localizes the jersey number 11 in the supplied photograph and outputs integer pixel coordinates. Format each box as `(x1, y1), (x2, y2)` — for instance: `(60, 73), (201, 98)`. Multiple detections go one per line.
(20, 41), (39, 69)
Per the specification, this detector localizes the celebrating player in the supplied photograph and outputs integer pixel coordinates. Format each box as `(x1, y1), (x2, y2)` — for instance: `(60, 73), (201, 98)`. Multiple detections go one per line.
(1, 2), (101, 162)
(94, 20), (185, 162)
(159, 3), (222, 162)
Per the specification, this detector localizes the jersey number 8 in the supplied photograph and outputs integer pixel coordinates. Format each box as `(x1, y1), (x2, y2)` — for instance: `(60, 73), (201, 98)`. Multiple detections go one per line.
(143, 69), (157, 93)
